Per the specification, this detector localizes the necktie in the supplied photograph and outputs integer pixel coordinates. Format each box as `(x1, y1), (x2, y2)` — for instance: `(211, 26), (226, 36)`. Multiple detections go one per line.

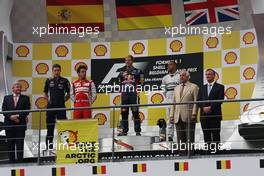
(180, 84), (185, 98)
(14, 95), (18, 107)
(208, 84), (212, 96)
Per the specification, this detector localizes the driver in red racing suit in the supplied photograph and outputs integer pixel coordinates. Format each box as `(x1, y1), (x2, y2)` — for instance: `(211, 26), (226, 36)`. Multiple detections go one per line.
(72, 65), (96, 119)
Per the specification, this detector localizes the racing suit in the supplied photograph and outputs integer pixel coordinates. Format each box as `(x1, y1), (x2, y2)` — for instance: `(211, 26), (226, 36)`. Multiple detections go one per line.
(118, 66), (144, 134)
(161, 72), (180, 140)
(44, 76), (70, 149)
(72, 79), (96, 119)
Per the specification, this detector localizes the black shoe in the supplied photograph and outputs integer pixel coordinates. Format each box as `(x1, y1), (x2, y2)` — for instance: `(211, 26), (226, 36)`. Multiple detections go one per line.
(168, 137), (173, 142)
(117, 132), (127, 136)
(136, 132), (141, 136)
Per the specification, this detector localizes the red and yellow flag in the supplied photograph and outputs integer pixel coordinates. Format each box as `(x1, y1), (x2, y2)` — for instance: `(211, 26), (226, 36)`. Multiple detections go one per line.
(47, 0), (104, 31)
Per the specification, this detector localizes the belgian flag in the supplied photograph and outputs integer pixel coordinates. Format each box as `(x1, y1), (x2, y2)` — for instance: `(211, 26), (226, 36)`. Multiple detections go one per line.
(116, 0), (173, 30)
(46, 0), (104, 31)
(216, 160), (231, 170)
(11, 169), (24, 176)
(92, 165), (106, 175)
(260, 159), (264, 168)
(52, 167), (65, 176)
(133, 163), (147, 173)
(174, 162), (188, 171)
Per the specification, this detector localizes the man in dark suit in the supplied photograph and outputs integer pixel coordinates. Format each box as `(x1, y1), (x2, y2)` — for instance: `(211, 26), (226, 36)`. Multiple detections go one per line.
(2, 81), (30, 163)
(198, 69), (224, 148)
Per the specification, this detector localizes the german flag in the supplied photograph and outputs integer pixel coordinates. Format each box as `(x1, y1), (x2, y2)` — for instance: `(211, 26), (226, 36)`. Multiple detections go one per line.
(116, 0), (172, 30)
(133, 163), (147, 173)
(11, 169), (24, 176)
(47, 0), (104, 31)
(216, 160), (231, 170)
(92, 165), (106, 175)
(260, 159), (264, 168)
(52, 167), (65, 176)
(175, 162), (188, 171)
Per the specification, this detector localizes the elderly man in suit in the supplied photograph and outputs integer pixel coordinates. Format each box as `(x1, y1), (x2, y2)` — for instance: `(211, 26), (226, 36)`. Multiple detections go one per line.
(170, 69), (199, 155)
(2, 81), (30, 163)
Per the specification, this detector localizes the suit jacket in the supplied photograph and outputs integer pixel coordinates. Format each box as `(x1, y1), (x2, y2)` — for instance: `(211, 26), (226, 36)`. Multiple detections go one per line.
(170, 81), (199, 123)
(198, 82), (225, 121)
(2, 94), (30, 131)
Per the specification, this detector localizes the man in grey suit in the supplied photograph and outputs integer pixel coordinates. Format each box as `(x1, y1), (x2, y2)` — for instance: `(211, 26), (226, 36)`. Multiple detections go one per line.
(170, 69), (199, 155)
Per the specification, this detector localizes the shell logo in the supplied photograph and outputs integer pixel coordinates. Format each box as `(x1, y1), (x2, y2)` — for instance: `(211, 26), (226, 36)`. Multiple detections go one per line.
(206, 37), (219, 49)
(139, 111), (145, 123)
(59, 130), (78, 147)
(170, 40), (183, 52)
(55, 45), (69, 57)
(132, 111), (145, 123)
(18, 80), (29, 92)
(94, 113), (107, 125)
(113, 95), (121, 105)
(243, 32), (255, 45)
(225, 87), (238, 100)
(224, 51), (238, 64)
(243, 103), (249, 112)
(35, 63), (49, 75)
(151, 93), (164, 104)
(16, 45), (30, 57)
(243, 67), (256, 80)
(35, 97), (48, 109)
(74, 62), (88, 72)
(94, 44), (108, 56)
(214, 72), (219, 82)
(132, 42), (145, 55)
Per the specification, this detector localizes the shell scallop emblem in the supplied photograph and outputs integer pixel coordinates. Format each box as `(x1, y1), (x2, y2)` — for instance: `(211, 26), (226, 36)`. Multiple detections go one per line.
(243, 103), (249, 112)
(16, 45), (30, 57)
(94, 113), (107, 125)
(35, 63), (49, 75)
(243, 67), (256, 80)
(18, 80), (29, 92)
(94, 44), (108, 56)
(113, 95), (121, 105)
(206, 37), (219, 49)
(151, 93), (164, 104)
(139, 112), (145, 123)
(170, 40), (183, 52)
(224, 51), (238, 64)
(214, 72), (220, 82)
(225, 87), (238, 99)
(132, 42), (145, 55)
(243, 32), (255, 45)
(74, 62), (88, 72)
(35, 97), (48, 109)
(55, 45), (69, 57)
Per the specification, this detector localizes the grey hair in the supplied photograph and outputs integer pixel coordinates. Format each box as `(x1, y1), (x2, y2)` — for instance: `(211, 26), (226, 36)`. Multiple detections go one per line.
(180, 69), (190, 78)
(12, 81), (22, 88)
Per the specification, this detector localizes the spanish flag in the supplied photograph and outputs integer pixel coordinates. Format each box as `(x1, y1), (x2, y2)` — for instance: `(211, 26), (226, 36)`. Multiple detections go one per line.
(116, 0), (172, 30)
(92, 165), (106, 175)
(47, 0), (104, 31)
(11, 169), (24, 176)
(133, 163), (147, 173)
(216, 160), (231, 170)
(52, 167), (65, 176)
(174, 162), (188, 171)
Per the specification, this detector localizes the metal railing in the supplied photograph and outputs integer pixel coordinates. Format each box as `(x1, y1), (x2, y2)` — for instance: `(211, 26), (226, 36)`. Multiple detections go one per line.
(0, 98), (264, 165)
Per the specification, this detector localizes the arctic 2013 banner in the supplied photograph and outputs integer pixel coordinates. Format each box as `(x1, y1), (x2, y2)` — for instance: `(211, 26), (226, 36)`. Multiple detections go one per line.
(91, 53), (204, 93)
